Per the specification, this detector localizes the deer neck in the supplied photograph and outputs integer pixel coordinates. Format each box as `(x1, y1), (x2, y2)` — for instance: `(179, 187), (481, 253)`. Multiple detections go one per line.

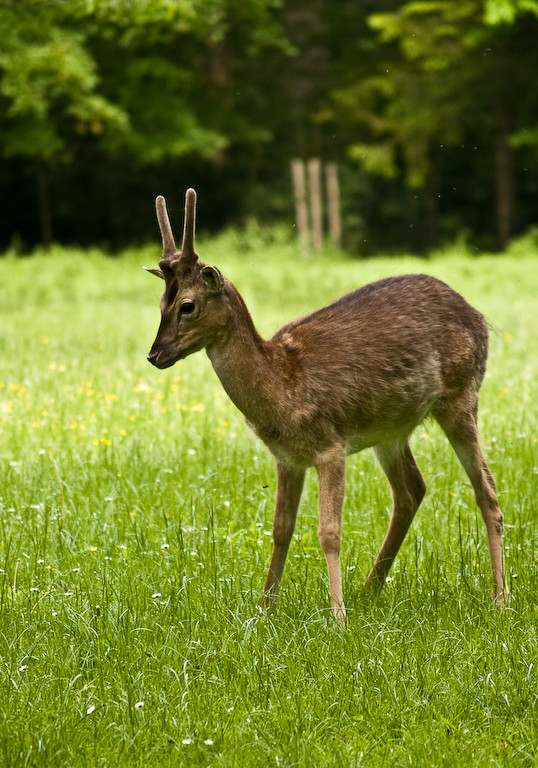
(206, 287), (281, 426)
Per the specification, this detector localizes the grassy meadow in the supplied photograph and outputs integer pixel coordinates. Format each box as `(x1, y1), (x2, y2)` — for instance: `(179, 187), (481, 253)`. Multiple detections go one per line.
(0, 229), (537, 767)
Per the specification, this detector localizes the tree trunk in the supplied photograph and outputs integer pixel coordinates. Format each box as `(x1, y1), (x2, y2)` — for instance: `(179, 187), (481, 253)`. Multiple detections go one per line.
(495, 112), (515, 251)
(35, 164), (53, 247)
(423, 160), (441, 253)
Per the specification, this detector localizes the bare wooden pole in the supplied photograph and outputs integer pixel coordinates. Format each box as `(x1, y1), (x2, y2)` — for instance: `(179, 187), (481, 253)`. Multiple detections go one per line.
(291, 159), (310, 255)
(308, 157), (323, 253)
(325, 162), (341, 250)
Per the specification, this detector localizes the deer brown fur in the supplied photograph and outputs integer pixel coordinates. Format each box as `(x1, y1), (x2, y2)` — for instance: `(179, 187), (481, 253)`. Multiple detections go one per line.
(146, 188), (507, 623)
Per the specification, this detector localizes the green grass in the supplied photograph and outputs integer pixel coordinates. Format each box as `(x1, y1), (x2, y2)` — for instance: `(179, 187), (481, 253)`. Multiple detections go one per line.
(0, 233), (537, 767)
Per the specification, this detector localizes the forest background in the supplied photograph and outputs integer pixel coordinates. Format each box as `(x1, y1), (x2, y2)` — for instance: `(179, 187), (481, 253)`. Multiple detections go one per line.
(2, 0), (538, 255)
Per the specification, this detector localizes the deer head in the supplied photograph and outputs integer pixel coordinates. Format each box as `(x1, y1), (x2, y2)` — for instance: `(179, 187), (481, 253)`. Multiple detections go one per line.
(146, 189), (226, 369)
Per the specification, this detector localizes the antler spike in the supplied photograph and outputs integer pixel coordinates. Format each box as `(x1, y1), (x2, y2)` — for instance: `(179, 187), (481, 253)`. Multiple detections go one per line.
(180, 188), (197, 263)
(155, 195), (176, 257)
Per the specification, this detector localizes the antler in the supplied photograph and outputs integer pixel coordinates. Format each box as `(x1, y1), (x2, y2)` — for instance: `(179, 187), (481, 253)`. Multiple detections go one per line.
(155, 188), (198, 267)
(155, 195), (176, 257)
(180, 188), (198, 265)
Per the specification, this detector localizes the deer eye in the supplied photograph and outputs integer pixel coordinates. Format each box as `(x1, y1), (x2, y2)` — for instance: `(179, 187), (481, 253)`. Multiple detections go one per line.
(179, 300), (195, 315)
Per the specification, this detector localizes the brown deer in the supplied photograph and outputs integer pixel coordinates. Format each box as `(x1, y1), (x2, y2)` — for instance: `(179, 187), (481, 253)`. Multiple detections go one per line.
(146, 188), (507, 623)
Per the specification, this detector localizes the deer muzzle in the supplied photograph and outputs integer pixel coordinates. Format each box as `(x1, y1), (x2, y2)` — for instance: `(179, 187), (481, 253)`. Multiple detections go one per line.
(147, 347), (177, 369)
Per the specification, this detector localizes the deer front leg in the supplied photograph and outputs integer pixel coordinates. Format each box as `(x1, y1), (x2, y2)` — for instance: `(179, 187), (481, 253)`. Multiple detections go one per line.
(262, 463), (305, 610)
(315, 445), (347, 625)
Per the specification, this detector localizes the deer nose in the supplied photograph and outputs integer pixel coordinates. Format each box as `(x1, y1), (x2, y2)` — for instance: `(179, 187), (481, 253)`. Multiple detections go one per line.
(147, 350), (160, 366)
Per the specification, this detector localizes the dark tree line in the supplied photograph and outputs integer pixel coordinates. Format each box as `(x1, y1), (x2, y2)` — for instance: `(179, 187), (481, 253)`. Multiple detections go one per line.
(1, 0), (538, 254)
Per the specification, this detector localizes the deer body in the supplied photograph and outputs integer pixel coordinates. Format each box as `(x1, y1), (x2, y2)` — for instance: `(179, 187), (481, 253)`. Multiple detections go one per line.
(146, 189), (507, 622)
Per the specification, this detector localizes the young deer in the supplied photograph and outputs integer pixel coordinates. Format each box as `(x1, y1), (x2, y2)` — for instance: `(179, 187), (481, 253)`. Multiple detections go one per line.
(146, 188), (507, 622)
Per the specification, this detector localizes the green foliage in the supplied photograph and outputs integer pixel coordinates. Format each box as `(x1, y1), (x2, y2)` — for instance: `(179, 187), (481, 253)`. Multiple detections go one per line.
(331, 2), (481, 187)
(2, 0), (538, 251)
(318, 0), (538, 251)
(0, 244), (537, 765)
(484, 0), (538, 24)
(0, 0), (286, 164)
(0, 1), (127, 160)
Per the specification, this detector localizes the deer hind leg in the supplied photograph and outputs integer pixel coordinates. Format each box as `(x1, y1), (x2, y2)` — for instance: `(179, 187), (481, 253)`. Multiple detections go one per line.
(363, 439), (426, 595)
(262, 463), (305, 610)
(315, 445), (347, 624)
(434, 397), (507, 602)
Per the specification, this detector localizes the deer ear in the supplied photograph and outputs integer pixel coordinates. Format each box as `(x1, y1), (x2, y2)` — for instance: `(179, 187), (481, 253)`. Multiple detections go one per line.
(144, 266), (165, 280)
(200, 265), (224, 294)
